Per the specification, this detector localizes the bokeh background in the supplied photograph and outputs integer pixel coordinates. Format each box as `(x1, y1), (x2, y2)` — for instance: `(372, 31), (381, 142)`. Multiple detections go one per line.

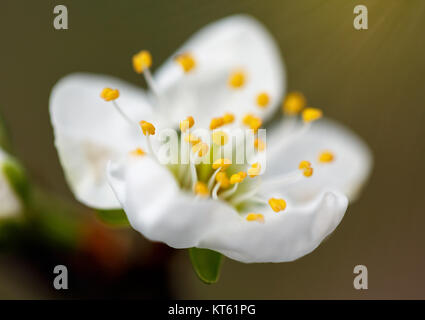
(1, 0), (424, 299)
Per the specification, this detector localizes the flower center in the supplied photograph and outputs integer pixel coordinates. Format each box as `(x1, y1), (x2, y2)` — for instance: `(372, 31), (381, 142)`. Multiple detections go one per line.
(100, 49), (335, 223)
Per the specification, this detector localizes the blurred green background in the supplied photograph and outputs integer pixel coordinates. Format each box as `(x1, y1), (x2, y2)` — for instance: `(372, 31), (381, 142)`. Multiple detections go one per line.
(1, 0), (424, 299)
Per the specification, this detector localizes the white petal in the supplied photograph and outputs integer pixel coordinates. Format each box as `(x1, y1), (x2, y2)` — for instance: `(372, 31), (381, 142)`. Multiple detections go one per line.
(108, 157), (236, 248)
(263, 118), (373, 202)
(108, 157), (348, 263)
(49, 73), (154, 209)
(153, 14), (285, 128)
(200, 190), (348, 263)
(0, 150), (22, 219)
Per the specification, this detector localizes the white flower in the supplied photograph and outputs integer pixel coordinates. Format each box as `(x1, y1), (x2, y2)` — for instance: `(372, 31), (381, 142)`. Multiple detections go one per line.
(0, 149), (23, 219)
(49, 15), (372, 263)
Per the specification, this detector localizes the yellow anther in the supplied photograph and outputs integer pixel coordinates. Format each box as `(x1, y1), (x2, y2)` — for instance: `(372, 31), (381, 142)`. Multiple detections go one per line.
(228, 70), (246, 89)
(298, 160), (313, 177)
(268, 198), (287, 213)
(223, 112), (235, 124)
(242, 114), (254, 125)
(129, 148), (145, 157)
(132, 50), (152, 74)
(242, 114), (262, 131)
(212, 130), (228, 146)
(192, 142), (209, 157)
(139, 120), (156, 136)
(246, 213), (264, 223)
(298, 160), (311, 170)
(180, 116), (195, 132)
(100, 88), (120, 101)
(238, 171), (247, 179)
(302, 108), (323, 123)
(256, 92), (270, 108)
(212, 158), (232, 171)
(215, 172), (230, 189)
(184, 134), (201, 145)
(209, 117), (224, 130)
(230, 172), (246, 184)
(194, 182), (209, 197)
(175, 53), (196, 73)
(302, 167), (314, 177)
(248, 162), (261, 178)
(282, 91), (306, 115)
(318, 150), (334, 163)
(254, 138), (266, 152)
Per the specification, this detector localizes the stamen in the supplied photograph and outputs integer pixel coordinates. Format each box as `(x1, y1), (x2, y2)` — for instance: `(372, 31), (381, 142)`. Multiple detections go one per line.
(129, 148), (145, 157)
(139, 121), (156, 136)
(175, 53), (196, 73)
(228, 70), (246, 89)
(256, 92), (270, 108)
(246, 213), (265, 223)
(302, 167), (314, 177)
(223, 112), (235, 124)
(192, 142), (209, 157)
(230, 171), (246, 184)
(318, 150), (335, 163)
(180, 116), (195, 133)
(261, 171), (301, 189)
(298, 160), (311, 169)
(254, 138), (266, 152)
(282, 91), (306, 115)
(248, 162), (261, 178)
(230, 186), (260, 206)
(220, 183), (238, 199)
(242, 114), (262, 131)
(207, 167), (221, 191)
(212, 182), (221, 200)
(100, 88), (119, 101)
(132, 50), (152, 73)
(112, 101), (136, 126)
(268, 107), (318, 160)
(100, 88), (135, 126)
(212, 172), (230, 199)
(194, 182), (209, 198)
(302, 108), (323, 123)
(261, 162), (314, 190)
(212, 158), (231, 171)
(139, 121), (157, 161)
(132, 50), (159, 96)
(215, 172), (230, 189)
(189, 152), (198, 189)
(220, 172), (246, 199)
(210, 117), (224, 130)
(298, 160), (313, 177)
(212, 131), (228, 146)
(268, 198), (287, 212)
(184, 134), (201, 145)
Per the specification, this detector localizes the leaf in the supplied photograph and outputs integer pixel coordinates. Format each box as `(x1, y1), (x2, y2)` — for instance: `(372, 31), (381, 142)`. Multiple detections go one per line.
(2, 158), (30, 205)
(29, 189), (81, 250)
(189, 247), (223, 284)
(96, 209), (130, 227)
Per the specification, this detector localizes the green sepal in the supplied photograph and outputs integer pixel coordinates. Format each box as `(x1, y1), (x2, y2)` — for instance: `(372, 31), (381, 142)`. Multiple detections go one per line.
(2, 157), (30, 205)
(28, 189), (81, 250)
(189, 247), (223, 284)
(96, 209), (130, 227)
